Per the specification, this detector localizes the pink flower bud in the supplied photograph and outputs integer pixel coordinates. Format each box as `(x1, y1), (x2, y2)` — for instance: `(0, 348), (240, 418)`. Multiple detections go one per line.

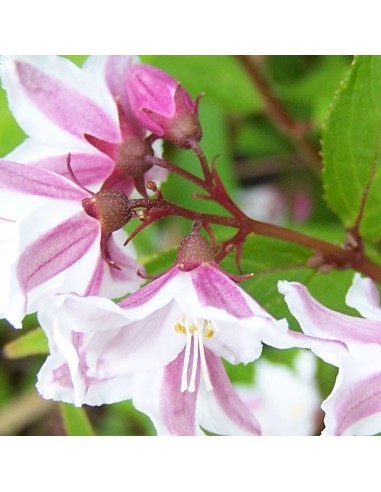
(126, 64), (202, 148)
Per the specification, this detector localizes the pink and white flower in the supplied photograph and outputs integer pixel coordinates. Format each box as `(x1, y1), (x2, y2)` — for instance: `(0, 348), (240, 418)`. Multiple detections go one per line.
(279, 274), (381, 436)
(37, 260), (279, 435)
(0, 55), (166, 196)
(35, 222), (337, 435)
(0, 159), (142, 329)
(236, 351), (322, 435)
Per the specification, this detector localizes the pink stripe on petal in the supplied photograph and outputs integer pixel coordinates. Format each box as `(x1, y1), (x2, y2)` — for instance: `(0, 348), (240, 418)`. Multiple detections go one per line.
(279, 281), (381, 345)
(205, 350), (262, 435)
(52, 362), (73, 388)
(119, 267), (178, 309)
(104, 56), (135, 105)
(104, 57), (145, 139)
(332, 372), (381, 435)
(161, 350), (199, 436)
(84, 257), (104, 296)
(29, 153), (114, 187)
(15, 61), (119, 142)
(191, 264), (253, 318)
(17, 213), (99, 293)
(0, 160), (88, 200)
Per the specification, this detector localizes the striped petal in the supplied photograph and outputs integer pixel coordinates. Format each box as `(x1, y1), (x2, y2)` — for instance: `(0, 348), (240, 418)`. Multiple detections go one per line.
(1, 56), (119, 148)
(197, 350), (262, 435)
(132, 351), (200, 436)
(278, 280), (381, 347)
(346, 273), (381, 322)
(322, 344), (381, 436)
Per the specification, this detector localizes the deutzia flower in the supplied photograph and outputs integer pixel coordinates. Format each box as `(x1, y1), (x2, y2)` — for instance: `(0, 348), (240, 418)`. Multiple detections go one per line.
(279, 274), (381, 436)
(36, 223), (301, 436)
(0, 159), (141, 328)
(0, 55), (166, 196)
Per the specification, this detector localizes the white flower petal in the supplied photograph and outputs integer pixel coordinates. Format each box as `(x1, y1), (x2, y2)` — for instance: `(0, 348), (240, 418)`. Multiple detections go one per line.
(322, 344), (381, 436)
(197, 350), (262, 435)
(346, 273), (381, 322)
(1, 55), (119, 148)
(131, 351), (201, 436)
(278, 280), (381, 347)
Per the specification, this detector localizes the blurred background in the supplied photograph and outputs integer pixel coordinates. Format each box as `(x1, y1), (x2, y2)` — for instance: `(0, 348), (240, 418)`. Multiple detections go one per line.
(0, 55), (352, 435)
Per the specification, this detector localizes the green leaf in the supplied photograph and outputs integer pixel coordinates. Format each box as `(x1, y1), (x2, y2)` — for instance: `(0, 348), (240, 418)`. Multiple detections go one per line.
(141, 55), (262, 114)
(60, 403), (95, 436)
(0, 86), (26, 156)
(323, 55), (381, 241)
(3, 327), (48, 359)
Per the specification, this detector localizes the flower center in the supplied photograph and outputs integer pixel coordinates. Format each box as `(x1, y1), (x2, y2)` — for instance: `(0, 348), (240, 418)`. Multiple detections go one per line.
(174, 318), (215, 392)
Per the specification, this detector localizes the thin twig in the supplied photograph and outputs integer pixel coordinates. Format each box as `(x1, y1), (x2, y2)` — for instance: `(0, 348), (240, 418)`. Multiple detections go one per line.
(236, 55), (322, 175)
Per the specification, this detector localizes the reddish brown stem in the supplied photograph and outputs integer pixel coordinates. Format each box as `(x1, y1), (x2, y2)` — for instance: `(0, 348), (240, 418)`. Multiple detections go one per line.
(128, 197), (381, 283)
(236, 55), (322, 175)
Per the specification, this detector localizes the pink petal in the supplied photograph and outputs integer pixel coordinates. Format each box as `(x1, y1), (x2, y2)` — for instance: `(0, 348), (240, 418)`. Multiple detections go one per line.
(278, 280), (381, 346)
(160, 350), (199, 435)
(191, 264), (254, 318)
(131, 350), (199, 436)
(17, 212), (99, 293)
(1, 56), (119, 146)
(7, 138), (114, 188)
(322, 345), (381, 435)
(197, 350), (262, 435)
(103, 56), (138, 106)
(29, 153), (113, 188)
(346, 274), (381, 322)
(97, 232), (142, 297)
(36, 327), (133, 406)
(119, 267), (179, 309)
(43, 292), (185, 379)
(86, 302), (185, 378)
(0, 159), (88, 200)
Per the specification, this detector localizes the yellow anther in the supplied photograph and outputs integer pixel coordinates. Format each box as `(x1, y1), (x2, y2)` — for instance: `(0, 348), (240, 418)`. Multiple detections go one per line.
(174, 323), (186, 334)
(204, 328), (214, 339)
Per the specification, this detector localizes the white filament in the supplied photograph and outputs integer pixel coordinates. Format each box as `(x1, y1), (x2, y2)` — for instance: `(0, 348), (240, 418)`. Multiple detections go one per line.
(181, 327), (192, 392)
(178, 319), (214, 393)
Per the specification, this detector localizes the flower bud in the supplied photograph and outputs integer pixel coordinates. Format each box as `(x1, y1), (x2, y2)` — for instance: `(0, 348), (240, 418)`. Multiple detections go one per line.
(176, 223), (214, 271)
(126, 64), (202, 149)
(82, 190), (132, 235)
(115, 136), (154, 178)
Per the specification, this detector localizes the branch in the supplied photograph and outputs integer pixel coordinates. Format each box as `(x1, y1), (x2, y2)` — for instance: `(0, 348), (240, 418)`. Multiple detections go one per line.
(236, 55), (322, 175)
(129, 198), (381, 284)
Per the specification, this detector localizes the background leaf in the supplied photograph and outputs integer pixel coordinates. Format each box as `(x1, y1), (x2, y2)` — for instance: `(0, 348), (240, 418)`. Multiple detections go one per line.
(60, 403), (95, 436)
(323, 55), (381, 241)
(3, 327), (48, 359)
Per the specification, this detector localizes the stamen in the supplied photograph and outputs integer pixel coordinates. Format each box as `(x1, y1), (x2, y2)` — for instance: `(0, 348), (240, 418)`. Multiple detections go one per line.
(174, 323), (186, 335)
(175, 318), (215, 393)
(198, 329), (213, 391)
(204, 320), (215, 339)
(188, 329), (199, 392)
(181, 326), (192, 392)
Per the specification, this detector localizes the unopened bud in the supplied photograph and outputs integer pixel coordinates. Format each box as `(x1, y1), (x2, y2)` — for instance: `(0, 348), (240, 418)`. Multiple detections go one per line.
(115, 136), (154, 178)
(126, 64), (202, 148)
(82, 190), (132, 235)
(176, 223), (214, 271)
